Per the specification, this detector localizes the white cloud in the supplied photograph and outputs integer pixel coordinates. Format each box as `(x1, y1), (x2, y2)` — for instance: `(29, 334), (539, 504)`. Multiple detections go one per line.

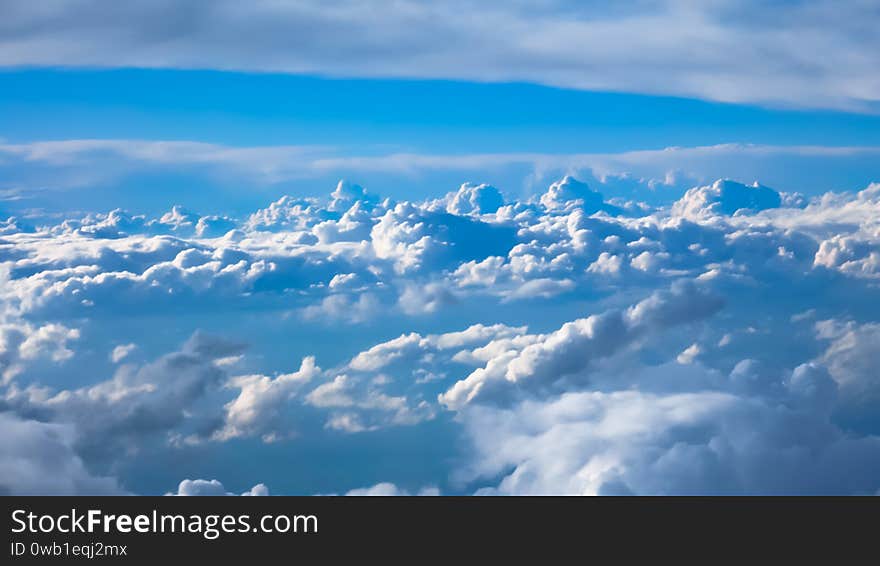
(348, 333), (423, 372)
(676, 343), (701, 365)
(169, 478), (269, 496)
(1, 1), (878, 110)
(541, 176), (608, 213)
(398, 283), (456, 315)
(442, 183), (505, 216)
(5, 172), (880, 494)
(215, 357), (320, 442)
(110, 343), (136, 363)
(672, 179), (782, 219)
(305, 374), (432, 431)
(301, 293), (381, 324)
(440, 280), (724, 409)
(0, 319), (80, 382)
(457, 388), (880, 495)
(586, 253), (623, 276)
(212, 322), (528, 441)
(345, 482), (439, 496)
(3, 140), (880, 200)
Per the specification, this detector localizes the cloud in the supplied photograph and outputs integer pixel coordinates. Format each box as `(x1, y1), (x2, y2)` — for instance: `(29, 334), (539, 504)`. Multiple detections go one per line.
(672, 179), (782, 219)
(4, 140), (880, 202)
(457, 387), (880, 495)
(370, 202), (517, 274)
(676, 343), (701, 365)
(1, 1), (879, 110)
(439, 280), (724, 409)
(304, 373), (434, 433)
(816, 320), (880, 423)
(169, 478), (269, 496)
(215, 357), (320, 442)
(541, 176), (610, 213)
(5, 172), (880, 494)
(398, 283), (457, 315)
(301, 293), (381, 324)
(212, 322), (527, 440)
(0, 412), (123, 495)
(110, 343), (136, 363)
(4, 332), (246, 463)
(442, 183), (505, 216)
(0, 318), (80, 382)
(344, 482), (439, 496)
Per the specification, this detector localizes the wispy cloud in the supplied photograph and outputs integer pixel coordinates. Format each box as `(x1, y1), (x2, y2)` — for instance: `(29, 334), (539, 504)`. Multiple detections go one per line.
(2, 140), (879, 201)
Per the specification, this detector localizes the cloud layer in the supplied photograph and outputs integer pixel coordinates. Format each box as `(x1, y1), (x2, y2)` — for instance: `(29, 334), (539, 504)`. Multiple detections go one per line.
(4, 140), (880, 215)
(3, 173), (880, 493)
(2, 1), (879, 110)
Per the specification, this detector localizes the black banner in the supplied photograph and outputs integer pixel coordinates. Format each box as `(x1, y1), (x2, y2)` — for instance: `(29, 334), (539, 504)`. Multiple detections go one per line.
(1, 497), (875, 562)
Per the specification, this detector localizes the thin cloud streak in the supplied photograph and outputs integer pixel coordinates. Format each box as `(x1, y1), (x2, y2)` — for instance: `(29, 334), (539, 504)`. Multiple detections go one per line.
(2, 140), (879, 198)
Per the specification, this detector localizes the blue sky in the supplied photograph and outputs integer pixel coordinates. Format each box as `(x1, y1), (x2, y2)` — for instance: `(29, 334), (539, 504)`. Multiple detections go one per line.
(4, 68), (880, 151)
(3, 65), (880, 217)
(2, 0), (880, 496)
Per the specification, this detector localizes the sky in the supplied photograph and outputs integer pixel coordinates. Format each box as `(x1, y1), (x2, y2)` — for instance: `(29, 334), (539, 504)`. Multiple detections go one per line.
(2, 0), (880, 496)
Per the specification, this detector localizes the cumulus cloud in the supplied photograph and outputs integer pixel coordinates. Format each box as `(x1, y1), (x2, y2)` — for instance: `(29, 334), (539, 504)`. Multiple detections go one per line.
(672, 180), (782, 219)
(344, 483), (439, 496)
(215, 357), (320, 442)
(0, 319), (80, 382)
(442, 183), (505, 216)
(814, 320), (880, 425)
(440, 280), (724, 409)
(210, 322), (529, 440)
(5, 172), (880, 494)
(3, 332), (246, 463)
(1, 1), (879, 110)
(304, 373), (433, 433)
(457, 388), (880, 495)
(541, 176), (611, 214)
(169, 478), (269, 496)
